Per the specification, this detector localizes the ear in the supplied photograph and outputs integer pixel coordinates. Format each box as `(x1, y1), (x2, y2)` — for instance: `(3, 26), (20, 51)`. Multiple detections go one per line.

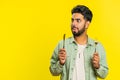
(85, 21), (90, 29)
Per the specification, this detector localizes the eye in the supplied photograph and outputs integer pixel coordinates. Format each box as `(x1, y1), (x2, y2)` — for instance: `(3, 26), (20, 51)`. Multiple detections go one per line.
(76, 19), (81, 23)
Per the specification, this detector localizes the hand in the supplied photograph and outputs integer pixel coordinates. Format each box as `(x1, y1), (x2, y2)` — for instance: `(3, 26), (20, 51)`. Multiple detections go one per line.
(58, 48), (67, 65)
(92, 52), (100, 69)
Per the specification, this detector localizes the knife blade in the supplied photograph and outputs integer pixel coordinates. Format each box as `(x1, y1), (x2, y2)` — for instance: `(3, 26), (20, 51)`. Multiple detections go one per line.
(63, 34), (66, 48)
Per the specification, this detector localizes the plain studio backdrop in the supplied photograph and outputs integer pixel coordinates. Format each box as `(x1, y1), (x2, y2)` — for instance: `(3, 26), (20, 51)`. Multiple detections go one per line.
(0, 0), (119, 80)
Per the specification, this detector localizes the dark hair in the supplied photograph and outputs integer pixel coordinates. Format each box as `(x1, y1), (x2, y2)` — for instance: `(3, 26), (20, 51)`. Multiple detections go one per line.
(71, 5), (93, 22)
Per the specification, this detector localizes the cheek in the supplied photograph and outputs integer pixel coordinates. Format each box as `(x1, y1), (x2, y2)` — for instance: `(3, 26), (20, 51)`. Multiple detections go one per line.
(77, 23), (84, 29)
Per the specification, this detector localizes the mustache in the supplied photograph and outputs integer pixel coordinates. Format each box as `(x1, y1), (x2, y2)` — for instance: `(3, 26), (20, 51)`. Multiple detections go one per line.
(71, 26), (78, 29)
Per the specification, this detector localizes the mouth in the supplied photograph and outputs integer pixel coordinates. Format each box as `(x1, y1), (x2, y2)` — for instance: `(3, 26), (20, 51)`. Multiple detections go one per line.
(72, 27), (78, 32)
(72, 27), (77, 30)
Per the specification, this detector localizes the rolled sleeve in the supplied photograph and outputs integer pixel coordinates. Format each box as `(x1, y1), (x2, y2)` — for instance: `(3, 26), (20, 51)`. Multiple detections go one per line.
(95, 64), (109, 79)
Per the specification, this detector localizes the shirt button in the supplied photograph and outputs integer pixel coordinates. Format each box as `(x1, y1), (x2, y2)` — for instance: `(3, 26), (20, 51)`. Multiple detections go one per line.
(71, 68), (73, 70)
(74, 48), (77, 50)
(73, 58), (75, 60)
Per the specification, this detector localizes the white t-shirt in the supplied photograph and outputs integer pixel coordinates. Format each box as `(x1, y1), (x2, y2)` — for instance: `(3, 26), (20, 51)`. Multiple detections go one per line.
(72, 44), (86, 80)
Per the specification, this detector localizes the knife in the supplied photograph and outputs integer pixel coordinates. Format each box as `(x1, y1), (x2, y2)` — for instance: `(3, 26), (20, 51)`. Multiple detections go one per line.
(63, 34), (66, 48)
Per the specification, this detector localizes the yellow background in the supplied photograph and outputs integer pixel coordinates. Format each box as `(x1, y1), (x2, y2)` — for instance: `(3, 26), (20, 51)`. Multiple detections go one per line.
(0, 0), (119, 80)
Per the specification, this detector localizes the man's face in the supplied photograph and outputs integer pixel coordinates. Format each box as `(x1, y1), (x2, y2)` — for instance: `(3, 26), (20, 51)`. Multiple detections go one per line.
(71, 13), (88, 37)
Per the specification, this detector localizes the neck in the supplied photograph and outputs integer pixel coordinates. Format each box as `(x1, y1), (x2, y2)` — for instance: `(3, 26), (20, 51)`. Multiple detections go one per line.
(74, 33), (88, 45)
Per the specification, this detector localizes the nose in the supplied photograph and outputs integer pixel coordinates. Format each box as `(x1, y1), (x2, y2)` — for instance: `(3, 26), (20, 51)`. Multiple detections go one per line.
(72, 20), (77, 26)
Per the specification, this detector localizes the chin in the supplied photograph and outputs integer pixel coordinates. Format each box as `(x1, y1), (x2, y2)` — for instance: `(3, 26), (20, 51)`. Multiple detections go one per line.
(73, 31), (78, 35)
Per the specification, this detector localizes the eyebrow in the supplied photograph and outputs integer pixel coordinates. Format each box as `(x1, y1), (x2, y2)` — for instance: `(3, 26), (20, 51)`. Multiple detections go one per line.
(71, 18), (81, 22)
(76, 19), (80, 21)
(72, 18), (81, 20)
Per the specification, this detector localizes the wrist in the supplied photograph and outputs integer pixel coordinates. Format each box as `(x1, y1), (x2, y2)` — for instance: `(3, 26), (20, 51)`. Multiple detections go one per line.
(95, 64), (100, 69)
(59, 61), (65, 65)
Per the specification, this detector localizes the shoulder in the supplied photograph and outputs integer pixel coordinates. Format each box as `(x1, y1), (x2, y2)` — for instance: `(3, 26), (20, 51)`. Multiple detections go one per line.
(88, 37), (104, 47)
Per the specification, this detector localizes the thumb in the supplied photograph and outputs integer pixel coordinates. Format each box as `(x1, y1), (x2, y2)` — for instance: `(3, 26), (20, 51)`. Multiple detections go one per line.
(93, 52), (99, 56)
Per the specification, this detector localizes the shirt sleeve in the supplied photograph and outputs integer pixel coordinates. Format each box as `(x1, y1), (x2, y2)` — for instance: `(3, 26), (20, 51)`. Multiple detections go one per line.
(94, 42), (109, 79)
(49, 41), (64, 76)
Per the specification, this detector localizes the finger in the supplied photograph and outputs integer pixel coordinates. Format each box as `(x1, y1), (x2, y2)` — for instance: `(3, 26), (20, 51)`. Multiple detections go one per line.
(59, 49), (66, 54)
(92, 60), (98, 64)
(93, 52), (99, 56)
(93, 55), (99, 58)
(93, 58), (99, 64)
(59, 53), (66, 57)
(59, 51), (66, 55)
(59, 56), (66, 60)
(59, 52), (66, 56)
(93, 54), (99, 59)
(60, 55), (66, 58)
(93, 55), (99, 59)
(93, 59), (99, 63)
(59, 48), (66, 52)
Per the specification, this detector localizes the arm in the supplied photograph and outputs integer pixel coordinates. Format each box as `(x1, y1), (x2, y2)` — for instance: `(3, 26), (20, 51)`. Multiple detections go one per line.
(94, 43), (109, 79)
(49, 41), (65, 76)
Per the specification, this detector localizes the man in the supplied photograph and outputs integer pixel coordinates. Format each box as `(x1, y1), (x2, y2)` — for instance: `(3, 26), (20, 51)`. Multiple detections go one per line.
(49, 5), (108, 80)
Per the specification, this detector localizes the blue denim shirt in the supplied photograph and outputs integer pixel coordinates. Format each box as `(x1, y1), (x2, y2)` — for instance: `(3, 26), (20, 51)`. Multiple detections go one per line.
(50, 37), (108, 80)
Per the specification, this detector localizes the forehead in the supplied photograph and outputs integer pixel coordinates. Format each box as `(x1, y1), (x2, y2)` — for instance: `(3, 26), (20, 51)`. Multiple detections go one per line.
(72, 13), (84, 19)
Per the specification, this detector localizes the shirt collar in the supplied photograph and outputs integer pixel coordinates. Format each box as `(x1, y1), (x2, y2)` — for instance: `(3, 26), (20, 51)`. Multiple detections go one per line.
(69, 36), (95, 47)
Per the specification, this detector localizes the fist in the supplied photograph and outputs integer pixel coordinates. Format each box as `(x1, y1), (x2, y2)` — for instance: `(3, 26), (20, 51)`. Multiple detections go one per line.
(58, 48), (67, 65)
(92, 53), (100, 69)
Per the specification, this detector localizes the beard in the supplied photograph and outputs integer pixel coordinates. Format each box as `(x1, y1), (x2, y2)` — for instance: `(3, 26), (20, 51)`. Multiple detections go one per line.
(71, 25), (86, 37)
